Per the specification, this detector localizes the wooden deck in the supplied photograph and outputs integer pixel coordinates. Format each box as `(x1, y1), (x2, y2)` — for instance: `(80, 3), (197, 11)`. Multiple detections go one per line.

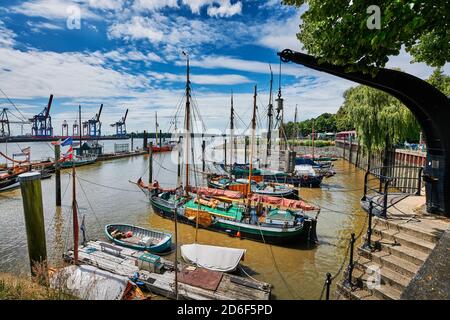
(65, 240), (271, 300)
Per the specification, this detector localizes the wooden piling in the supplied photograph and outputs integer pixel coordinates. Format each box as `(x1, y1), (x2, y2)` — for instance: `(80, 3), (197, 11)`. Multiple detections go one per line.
(143, 130), (148, 151)
(19, 172), (47, 276)
(55, 143), (61, 207)
(149, 142), (153, 184)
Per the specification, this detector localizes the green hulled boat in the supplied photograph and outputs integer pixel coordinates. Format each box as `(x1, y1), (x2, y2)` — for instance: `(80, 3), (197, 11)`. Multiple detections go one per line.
(149, 191), (317, 245)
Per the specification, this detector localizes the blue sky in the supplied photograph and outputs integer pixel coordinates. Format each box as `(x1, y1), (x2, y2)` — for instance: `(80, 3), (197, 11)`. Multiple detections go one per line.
(0, 0), (448, 135)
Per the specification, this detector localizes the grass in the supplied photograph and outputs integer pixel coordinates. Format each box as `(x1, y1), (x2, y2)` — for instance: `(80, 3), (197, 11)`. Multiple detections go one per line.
(0, 272), (76, 300)
(288, 140), (335, 147)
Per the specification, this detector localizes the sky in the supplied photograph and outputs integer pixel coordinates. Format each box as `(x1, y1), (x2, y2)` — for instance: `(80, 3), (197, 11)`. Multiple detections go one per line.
(0, 0), (448, 136)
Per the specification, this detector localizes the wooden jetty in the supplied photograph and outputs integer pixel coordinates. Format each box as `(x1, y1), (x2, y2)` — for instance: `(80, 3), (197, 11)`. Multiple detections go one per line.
(64, 240), (271, 300)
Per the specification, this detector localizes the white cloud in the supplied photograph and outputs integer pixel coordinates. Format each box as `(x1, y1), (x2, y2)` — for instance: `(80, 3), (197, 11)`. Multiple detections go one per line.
(133, 0), (179, 11)
(11, 0), (100, 20)
(179, 0), (242, 17)
(258, 13), (302, 51)
(87, 0), (125, 10)
(108, 16), (165, 43)
(207, 0), (242, 17)
(0, 21), (16, 47)
(26, 20), (64, 32)
(149, 71), (252, 85)
(386, 47), (450, 79)
(0, 47), (149, 99)
(182, 55), (313, 79)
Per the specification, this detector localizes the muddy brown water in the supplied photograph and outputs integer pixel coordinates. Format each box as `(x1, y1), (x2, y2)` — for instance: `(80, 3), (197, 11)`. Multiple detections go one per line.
(0, 139), (367, 299)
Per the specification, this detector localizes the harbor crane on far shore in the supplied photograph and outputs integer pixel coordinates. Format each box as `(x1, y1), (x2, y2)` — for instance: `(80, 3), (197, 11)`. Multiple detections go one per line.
(87, 104), (103, 137)
(1, 108), (28, 137)
(110, 108), (128, 137)
(29, 94), (54, 137)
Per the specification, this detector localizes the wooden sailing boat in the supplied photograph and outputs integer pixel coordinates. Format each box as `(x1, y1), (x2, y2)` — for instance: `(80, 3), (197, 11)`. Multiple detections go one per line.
(141, 58), (318, 244)
(151, 111), (174, 153)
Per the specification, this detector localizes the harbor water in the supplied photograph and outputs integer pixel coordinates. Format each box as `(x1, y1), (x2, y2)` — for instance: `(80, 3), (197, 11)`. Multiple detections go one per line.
(0, 138), (367, 299)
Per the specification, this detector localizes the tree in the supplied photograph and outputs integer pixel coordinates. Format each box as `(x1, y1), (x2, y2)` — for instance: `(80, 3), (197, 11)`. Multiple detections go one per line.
(342, 85), (420, 155)
(283, 1), (449, 73)
(426, 68), (450, 96)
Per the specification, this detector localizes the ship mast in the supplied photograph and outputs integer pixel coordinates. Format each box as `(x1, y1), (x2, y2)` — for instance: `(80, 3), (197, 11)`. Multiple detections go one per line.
(78, 105), (82, 157)
(267, 66), (273, 165)
(229, 91), (234, 175)
(247, 85), (257, 196)
(183, 51), (191, 194)
(155, 111), (159, 148)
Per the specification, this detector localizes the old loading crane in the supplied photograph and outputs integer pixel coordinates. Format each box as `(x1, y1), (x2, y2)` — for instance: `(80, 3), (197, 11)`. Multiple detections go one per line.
(29, 94), (54, 137)
(87, 104), (103, 137)
(111, 108), (128, 137)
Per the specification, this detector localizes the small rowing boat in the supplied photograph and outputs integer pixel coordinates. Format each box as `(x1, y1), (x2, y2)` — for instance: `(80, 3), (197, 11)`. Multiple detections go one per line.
(105, 224), (172, 253)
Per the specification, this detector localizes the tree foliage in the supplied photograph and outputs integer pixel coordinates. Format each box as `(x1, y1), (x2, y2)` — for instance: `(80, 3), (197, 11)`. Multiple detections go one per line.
(283, 0), (449, 72)
(426, 67), (450, 96)
(342, 85), (420, 152)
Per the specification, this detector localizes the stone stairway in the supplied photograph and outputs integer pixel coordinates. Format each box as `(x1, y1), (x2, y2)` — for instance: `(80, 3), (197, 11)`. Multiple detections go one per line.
(336, 202), (450, 300)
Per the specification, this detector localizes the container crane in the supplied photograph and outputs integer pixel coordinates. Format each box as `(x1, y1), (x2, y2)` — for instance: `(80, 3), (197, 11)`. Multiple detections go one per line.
(88, 104), (103, 137)
(1, 108), (28, 137)
(110, 108), (128, 137)
(29, 94), (54, 136)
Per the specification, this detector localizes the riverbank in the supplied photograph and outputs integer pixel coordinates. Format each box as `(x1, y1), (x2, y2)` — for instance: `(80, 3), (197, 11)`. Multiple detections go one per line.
(0, 273), (72, 300)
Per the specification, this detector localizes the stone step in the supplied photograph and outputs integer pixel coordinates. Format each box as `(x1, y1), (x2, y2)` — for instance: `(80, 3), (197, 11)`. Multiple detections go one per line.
(336, 283), (380, 300)
(372, 227), (435, 254)
(373, 217), (447, 244)
(358, 247), (420, 278)
(360, 237), (428, 266)
(351, 269), (402, 300)
(354, 257), (411, 292)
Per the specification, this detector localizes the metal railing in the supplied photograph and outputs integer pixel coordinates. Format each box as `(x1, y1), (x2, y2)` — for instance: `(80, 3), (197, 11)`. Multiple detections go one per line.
(362, 165), (424, 218)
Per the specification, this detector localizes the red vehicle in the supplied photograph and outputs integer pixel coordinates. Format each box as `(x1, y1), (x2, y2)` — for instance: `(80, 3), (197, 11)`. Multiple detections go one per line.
(335, 130), (356, 141)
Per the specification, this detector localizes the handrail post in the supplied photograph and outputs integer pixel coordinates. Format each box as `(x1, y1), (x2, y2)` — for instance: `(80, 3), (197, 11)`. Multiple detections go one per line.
(325, 273), (332, 300)
(344, 233), (356, 288)
(363, 201), (373, 250)
(382, 179), (390, 218)
(416, 167), (423, 196)
(362, 170), (369, 201)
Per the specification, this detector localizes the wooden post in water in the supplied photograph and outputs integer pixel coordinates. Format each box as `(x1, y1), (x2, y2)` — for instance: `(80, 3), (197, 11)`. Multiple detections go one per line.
(55, 143), (61, 207)
(19, 171), (47, 276)
(143, 130), (148, 151)
(149, 142), (153, 184)
(131, 132), (134, 151)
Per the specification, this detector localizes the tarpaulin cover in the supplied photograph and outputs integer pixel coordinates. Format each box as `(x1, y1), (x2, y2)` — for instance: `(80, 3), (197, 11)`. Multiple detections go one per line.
(249, 194), (316, 211)
(181, 243), (246, 272)
(49, 265), (129, 300)
(191, 187), (244, 199)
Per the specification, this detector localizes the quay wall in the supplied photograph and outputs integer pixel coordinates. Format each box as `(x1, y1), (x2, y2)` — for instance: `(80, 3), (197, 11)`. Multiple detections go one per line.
(335, 139), (426, 193)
